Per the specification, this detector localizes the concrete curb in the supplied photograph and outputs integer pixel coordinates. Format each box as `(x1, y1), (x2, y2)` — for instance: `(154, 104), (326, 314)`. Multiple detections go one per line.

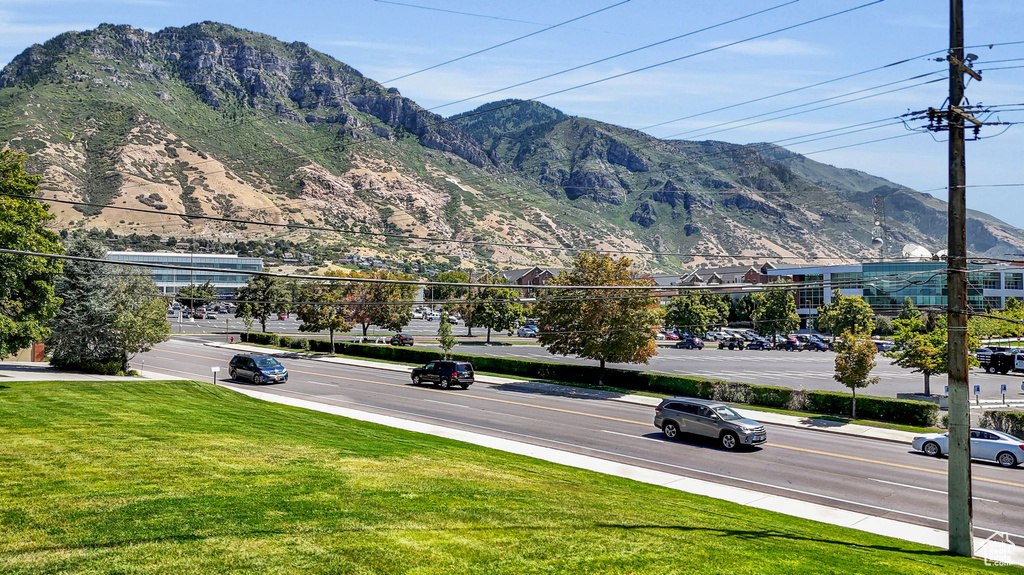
(208, 342), (919, 444)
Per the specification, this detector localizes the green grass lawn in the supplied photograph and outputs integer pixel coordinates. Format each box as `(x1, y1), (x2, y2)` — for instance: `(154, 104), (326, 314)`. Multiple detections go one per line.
(1, 379), (1013, 574)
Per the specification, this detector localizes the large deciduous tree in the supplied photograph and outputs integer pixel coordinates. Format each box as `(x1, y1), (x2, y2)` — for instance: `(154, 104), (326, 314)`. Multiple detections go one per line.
(236, 275), (291, 333)
(345, 270), (417, 337)
(535, 253), (662, 382)
(665, 289), (729, 335)
(751, 284), (799, 338)
(176, 280), (218, 311)
(110, 267), (171, 373)
(816, 289), (875, 336)
(832, 331), (879, 418)
(0, 150), (64, 357)
(296, 271), (353, 353)
(469, 274), (526, 343)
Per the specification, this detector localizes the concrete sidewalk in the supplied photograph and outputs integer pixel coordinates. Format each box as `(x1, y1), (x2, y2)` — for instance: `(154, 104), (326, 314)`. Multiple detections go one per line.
(205, 342), (921, 444)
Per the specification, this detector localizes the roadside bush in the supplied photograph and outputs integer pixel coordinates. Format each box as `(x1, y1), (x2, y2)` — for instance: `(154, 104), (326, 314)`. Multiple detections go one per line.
(258, 334), (939, 427)
(806, 391), (938, 427)
(748, 385), (796, 410)
(980, 411), (1024, 437)
(50, 357), (123, 375)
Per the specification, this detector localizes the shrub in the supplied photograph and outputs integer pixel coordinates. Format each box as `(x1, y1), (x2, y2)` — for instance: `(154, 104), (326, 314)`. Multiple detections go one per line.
(980, 411), (1024, 437)
(266, 334), (939, 427)
(806, 391), (938, 427)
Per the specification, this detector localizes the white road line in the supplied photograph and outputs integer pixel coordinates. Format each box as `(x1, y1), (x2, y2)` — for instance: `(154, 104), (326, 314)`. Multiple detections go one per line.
(869, 478), (1001, 503)
(602, 430), (663, 442)
(423, 399), (469, 408)
(305, 381), (338, 388)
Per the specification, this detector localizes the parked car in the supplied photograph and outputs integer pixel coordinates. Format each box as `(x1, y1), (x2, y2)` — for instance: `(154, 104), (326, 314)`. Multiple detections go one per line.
(718, 336), (746, 350)
(516, 325), (539, 337)
(664, 332), (680, 341)
(654, 397), (767, 450)
(411, 310), (425, 319)
(390, 334), (414, 346)
(675, 336), (704, 350)
(425, 312), (442, 321)
(746, 338), (773, 350)
(779, 336), (803, 352)
(278, 312), (288, 320)
(228, 354), (288, 384)
(873, 340), (894, 352)
(410, 360), (475, 389)
(206, 311), (218, 320)
(802, 338), (828, 352)
(912, 428), (1024, 467)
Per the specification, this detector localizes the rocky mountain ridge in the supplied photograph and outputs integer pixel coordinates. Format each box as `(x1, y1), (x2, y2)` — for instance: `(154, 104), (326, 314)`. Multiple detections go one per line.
(2, 22), (1023, 272)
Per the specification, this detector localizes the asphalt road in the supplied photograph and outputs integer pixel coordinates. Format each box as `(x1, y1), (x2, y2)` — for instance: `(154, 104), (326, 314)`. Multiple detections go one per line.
(170, 313), (1024, 401)
(138, 338), (1024, 544)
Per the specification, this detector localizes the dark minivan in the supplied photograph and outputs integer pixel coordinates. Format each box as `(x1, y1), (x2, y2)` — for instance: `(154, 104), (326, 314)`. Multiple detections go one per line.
(411, 360), (474, 389)
(229, 354), (288, 384)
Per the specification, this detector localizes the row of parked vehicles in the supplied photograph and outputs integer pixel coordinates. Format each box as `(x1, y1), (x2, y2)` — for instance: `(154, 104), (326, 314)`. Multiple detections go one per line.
(667, 330), (833, 352)
(168, 302), (235, 320)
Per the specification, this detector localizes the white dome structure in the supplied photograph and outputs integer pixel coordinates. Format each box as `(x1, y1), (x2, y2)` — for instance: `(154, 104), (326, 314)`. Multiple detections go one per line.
(901, 243), (933, 258)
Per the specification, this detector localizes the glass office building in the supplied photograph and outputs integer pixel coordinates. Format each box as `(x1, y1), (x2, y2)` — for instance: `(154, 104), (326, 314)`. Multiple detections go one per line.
(767, 261), (1024, 318)
(106, 252), (263, 298)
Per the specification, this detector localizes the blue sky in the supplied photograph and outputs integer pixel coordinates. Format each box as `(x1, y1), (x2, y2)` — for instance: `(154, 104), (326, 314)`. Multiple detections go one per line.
(2, 1), (1023, 239)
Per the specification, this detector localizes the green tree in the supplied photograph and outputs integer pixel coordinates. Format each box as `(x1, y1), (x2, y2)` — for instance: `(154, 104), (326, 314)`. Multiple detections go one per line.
(236, 275), (291, 333)
(48, 238), (120, 371)
(832, 331), (879, 418)
(751, 284), (799, 337)
(110, 267), (171, 373)
(296, 271), (353, 354)
(471, 275), (526, 343)
(887, 315), (946, 396)
(872, 315), (893, 336)
(816, 289), (875, 336)
(48, 238), (168, 373)
(665, 289), (729, 335)
(731, 294), (756, 323)
(437, 313), (456, 359)
(535, 253), (662, 381)
(898, 297), (921, 321)
(345, 270), (417, 337)
(429, 270), (469, 303)
(176, 280), (218, 311)
(0, 150), (64, 357)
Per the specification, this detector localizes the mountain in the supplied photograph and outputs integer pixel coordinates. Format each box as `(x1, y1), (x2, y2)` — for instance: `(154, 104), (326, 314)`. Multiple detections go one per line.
(2, 22), (1022, 272)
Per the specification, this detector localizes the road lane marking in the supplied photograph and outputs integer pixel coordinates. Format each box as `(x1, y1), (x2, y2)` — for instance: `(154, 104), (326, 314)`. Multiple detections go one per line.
(158, 348), (1024, 490)
(869, 478), (1000, 503)
(602, 429), (664, 442)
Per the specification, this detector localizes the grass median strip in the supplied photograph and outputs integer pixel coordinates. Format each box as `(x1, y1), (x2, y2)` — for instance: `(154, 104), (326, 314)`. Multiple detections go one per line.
(0, 380), (1013, 574)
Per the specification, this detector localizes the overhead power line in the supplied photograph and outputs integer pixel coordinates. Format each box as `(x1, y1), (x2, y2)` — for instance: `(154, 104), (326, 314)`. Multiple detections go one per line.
(382, 0), (632, 83)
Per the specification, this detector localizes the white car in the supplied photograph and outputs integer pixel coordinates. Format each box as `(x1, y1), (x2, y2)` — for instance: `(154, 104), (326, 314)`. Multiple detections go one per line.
(912, 428), (1024, 467)
(411, 310), (424, 319)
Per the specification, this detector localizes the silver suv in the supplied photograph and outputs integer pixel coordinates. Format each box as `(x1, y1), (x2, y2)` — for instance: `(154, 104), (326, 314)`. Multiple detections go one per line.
(654, 397), (767, 450)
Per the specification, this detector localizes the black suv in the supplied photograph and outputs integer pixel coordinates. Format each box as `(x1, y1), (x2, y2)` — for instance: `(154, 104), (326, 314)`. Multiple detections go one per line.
(411, 360), (475, 389)
(228, 354), (288, 384)
(390, 334), (414, 346)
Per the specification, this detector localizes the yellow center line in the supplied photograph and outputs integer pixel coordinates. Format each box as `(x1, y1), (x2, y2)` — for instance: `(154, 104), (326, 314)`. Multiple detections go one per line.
(163, 349), (1024, 488)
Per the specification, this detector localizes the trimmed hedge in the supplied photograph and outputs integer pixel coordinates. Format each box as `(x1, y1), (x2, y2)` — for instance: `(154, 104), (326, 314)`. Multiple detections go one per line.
(980, 411), (1024, 437)
(239, 333), (939, 427)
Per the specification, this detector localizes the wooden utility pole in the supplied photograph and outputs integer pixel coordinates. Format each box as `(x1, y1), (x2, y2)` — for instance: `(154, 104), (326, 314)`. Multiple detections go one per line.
(946, 0), (973, 557)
